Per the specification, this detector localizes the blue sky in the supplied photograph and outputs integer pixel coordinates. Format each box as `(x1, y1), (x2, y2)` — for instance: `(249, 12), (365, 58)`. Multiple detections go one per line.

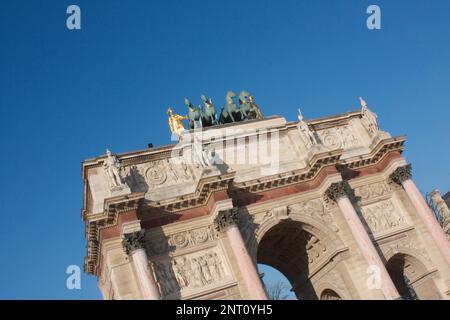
(0, 0), (449, 299)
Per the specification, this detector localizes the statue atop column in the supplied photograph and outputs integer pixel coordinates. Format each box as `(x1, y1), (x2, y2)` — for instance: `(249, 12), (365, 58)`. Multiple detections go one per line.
(297, 108), (318, 147)
(103, 149), (125, 189)
(192, 133), (212, 168)
(359, 97), (379, 136)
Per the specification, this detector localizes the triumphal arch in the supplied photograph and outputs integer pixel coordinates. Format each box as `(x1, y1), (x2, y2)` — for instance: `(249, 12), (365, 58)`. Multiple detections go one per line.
(81, 93), (450, 300)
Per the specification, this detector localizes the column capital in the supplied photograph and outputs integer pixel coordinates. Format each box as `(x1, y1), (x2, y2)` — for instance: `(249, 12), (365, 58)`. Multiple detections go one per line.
(122, 229), (146, 255)
(390, 164), (412, 186)
(324, 181), (351, 202)
(214, 207), (239, 232)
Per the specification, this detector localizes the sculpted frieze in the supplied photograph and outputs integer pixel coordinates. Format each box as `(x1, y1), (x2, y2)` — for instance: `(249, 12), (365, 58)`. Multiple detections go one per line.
(360, 199), (406, 235)
(147, 225), (219, 256)
(354, 181), (393, 202)
(153, 249), (229, 297)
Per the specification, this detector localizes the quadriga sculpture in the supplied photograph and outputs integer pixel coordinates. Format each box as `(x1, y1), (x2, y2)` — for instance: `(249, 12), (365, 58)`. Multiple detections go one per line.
(168, 91), (264, 136)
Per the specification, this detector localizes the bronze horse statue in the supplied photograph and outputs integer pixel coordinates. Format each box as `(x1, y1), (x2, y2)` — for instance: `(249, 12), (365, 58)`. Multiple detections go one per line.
(185, 98), (202, 129)
(238, 90), (252, 119)
(239, 90), (263, 120)
(219, 91), (248, 123)
(200, 94), (218, 126)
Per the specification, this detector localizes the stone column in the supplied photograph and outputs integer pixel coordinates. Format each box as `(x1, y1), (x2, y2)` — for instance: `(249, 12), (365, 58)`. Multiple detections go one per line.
(390, 165), (450, 266)
(214, 208), (268, 300)
(325, 182), (400, 300)
(122, 230), (161, 300)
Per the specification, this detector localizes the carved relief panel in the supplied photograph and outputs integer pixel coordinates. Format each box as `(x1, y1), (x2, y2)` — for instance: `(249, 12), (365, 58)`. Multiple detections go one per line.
(146, 225), (220, 257)
(122, 157), (198, 193)
(317, 125), (360, 150)
(360, 199), (407, 236)
(354, 180), (401, 204)
(152, 248), (233, 299)
(352, 180), (410, 237)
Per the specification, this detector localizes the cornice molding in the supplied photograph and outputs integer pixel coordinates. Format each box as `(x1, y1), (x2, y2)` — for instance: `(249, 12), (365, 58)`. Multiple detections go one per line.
(338, 136), (406, 170)
(231, 149), (342, 196)
(142, 171), (235, 213)
(84, 193), (145, 274)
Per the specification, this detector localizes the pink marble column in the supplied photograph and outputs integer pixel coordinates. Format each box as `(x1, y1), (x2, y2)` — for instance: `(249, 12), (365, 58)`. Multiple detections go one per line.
(390, 165), (450, 266)
(326, 182), (400, 300)
(215, 208), (268, 300)
(123, 230), (161, 300)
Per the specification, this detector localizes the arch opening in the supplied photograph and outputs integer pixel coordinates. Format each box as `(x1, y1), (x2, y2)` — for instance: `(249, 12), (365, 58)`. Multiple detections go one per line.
(385, 253), (440, 300)
(258, 264), (296, 300)
(256, 220), (331, 300)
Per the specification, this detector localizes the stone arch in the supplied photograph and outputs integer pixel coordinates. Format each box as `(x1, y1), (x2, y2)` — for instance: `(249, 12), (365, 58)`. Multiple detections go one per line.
(242, 206), (345, 262)
(383, 248), (441, 300)
(383, 245), (434, 272)
(247, 207), (349, 300)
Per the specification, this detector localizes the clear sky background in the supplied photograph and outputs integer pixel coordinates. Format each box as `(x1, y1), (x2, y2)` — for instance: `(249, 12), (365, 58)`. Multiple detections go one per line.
(0, 0), (449, 299)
